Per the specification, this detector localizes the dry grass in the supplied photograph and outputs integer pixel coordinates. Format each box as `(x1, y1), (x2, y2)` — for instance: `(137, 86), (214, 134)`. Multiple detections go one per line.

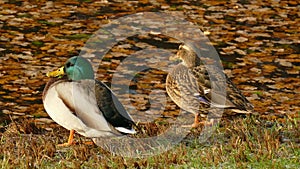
(0, 114), (299, 168)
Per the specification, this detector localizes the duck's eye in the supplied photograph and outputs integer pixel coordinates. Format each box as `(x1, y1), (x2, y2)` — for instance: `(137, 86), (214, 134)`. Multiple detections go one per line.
(66, 62), (75, 68)
(66, 62), (71, 68)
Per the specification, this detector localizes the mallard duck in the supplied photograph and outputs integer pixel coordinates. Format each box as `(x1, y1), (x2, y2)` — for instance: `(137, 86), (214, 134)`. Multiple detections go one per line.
(166, 45), (253, 127)
(42, 56), (136, 146)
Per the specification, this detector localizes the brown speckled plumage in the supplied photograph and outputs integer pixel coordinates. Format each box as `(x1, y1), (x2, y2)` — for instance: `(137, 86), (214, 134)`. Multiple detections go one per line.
(166, 45), (253, 125)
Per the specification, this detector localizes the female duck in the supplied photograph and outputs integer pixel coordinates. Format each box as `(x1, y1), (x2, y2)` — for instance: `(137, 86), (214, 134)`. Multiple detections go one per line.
(166, 45), (253, 127)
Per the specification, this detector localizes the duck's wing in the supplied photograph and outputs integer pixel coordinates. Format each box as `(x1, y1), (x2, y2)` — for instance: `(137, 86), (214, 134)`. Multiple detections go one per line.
(191, 65), (253, 111)
(43, 79), (121, 137)
(94, 80), (136, 134)
(166, 64), (253, 113)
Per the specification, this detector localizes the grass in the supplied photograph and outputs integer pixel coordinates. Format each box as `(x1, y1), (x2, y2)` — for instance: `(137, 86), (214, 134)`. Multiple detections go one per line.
(0, 115), (299, 168)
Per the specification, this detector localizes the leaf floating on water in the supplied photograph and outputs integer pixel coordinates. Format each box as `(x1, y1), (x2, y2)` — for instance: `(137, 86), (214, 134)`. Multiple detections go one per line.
(7, 53), (33, 60)
(262, 65), (277, 74)
(22, 97), (38, 101)
(275, 58), (293, 67)
(250, 67), (262, 74)
(234, 49), (247, 55)
(234, 37), (248, 43)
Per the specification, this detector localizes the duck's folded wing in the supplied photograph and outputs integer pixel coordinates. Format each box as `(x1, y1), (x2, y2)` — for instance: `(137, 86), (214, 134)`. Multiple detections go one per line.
(192, 65), (253, 110)
(168, 65), (233, 109)
(94, 80), (136, 134)
(225, 79), (254, 110)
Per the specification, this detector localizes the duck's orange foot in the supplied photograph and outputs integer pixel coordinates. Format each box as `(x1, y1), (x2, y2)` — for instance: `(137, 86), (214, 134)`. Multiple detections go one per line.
(192, 113), (202, 128)
(57, 129), (75, 147)
(83, 141), (95, 145)
(57, 141), (76, 147)
(181, 113), (201, 128)
(191, 122), (200, 128)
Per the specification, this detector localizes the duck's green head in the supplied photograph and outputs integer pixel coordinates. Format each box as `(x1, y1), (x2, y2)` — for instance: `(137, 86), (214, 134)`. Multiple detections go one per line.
(47, 56), (94, 80)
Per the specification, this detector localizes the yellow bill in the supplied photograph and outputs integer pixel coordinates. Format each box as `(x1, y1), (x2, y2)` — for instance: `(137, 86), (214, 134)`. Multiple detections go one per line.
(46, 66), (65, 78)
